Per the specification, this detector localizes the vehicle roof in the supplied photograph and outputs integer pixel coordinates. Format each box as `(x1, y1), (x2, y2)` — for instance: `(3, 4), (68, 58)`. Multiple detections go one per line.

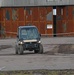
(18, 25), (37, 29)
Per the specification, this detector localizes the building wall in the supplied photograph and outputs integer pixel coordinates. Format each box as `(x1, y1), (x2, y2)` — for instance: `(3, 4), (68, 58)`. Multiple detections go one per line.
(0, 7), (53, 37)
(0, 6), (74, 37)
(0, 0), (74, 7)
(56, 6), (74, 36)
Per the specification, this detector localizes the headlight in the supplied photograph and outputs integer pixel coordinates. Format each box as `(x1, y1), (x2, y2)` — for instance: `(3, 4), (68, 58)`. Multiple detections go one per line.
(38, 41), (41, 43)
(20, 41), (23, 44)
(18, 41), (23, 44)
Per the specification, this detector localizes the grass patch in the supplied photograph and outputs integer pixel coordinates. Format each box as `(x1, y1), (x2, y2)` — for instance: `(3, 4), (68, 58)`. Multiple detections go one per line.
(0, 69), (74, 75)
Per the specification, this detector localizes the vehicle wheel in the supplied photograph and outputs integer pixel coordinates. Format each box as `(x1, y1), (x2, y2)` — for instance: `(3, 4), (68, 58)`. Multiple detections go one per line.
(38, 44), (43, 54)
(18, 45), (23, 55)
(15, 45), (18, 54)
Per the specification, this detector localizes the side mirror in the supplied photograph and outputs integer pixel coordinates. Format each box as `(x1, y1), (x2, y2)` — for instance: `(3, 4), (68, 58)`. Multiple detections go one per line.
(39, 34), (41, 37)
(17, 35), (19, 38)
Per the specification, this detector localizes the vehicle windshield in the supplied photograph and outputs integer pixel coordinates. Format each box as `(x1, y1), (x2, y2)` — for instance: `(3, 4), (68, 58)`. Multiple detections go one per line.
(19, 27), (39, 40)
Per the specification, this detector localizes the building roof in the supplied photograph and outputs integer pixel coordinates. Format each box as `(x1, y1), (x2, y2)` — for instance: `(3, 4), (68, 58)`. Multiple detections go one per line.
(0, 0), (74, 7)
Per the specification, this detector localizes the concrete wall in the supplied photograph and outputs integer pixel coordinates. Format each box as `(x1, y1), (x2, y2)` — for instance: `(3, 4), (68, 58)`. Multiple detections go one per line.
(0, 0), (74, 7)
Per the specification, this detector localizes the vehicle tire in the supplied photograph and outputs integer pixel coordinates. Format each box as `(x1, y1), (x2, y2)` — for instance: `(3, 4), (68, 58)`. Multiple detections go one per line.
(38, 44), (43, 54)
(18, 45), (23, 55)
(34, 50), (39, 53)
(15, 45), (18, 54)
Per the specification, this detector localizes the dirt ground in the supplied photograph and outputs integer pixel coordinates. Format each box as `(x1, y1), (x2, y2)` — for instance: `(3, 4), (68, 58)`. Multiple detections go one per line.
(1, 44), (74, 71)
(0, 69), (74, 75)
(0, 44), (74, 55)
(44, 44), (74, 55)
(0, 45), (12, 50)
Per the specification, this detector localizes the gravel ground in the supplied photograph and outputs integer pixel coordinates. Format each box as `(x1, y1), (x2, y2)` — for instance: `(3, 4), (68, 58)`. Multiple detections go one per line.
(0, 45), (12, 50)
(0, 69), (74, 75)
(0, 38), (74, 72)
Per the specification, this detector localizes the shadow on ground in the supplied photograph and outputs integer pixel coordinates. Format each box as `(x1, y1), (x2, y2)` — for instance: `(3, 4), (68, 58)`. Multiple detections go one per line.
(1, 44), (74, 55)
(44, 44), (74, 55)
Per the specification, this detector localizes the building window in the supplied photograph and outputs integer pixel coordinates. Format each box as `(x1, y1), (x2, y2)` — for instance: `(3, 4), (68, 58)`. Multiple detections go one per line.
(12, 8), (17, 21)
(73, 6), (74, 17)
(5, 10), (10, 20)
(66, 6), (68, 17)
(61, 8), (63, 15)
(25, 7), (32, 15)
(46, 12), (53, 21)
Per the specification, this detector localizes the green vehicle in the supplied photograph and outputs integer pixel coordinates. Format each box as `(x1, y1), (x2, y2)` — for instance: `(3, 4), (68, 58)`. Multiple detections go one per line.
(15, 25), (43, 55)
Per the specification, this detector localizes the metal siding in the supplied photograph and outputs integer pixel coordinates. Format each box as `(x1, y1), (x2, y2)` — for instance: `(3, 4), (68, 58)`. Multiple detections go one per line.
(2, 6), (74, 37)
(11, 22), (18, 37)
(0, 0), (74, 7)
(39, 22), (46, 34)
(0, 9), (3, 21)
(14, 0), (30, 6)
(0, 7), (53, 37)
(56, 6), (74, 36)
(57, 7), (65, 36)
(69, 0), (74, 5)
(18, 8), (24, 21)
(32, 7), (39, 21)
(5, 21), (12, 37)
(1, 0), (14, 7)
